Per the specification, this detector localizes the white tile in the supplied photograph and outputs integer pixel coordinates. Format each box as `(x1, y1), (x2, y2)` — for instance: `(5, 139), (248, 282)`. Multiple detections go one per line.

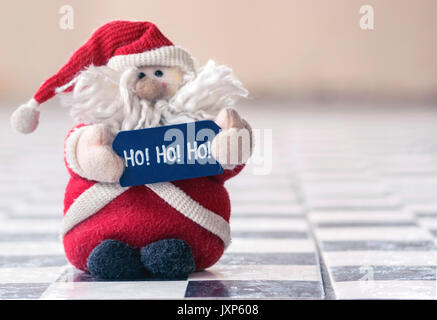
(0, 220), (60, 233)
(291, 161), (367, 172)
(228, 238), (315, 253)
(315, 227), (432, 241)
(309, 211), (413, 223)
(324, 251), (437, 267)
(189, 265), (320, 281)
(302, 183), (388, 196)
(407, 205), (437, 214)
(0, 242), (63, 256)
(229, 191), (297, 202)
(417, 218), (437, 229)
(230, 178), (291, 188)
(28, 190), (64, 202)
(334, 281), (437, 299)
(298, 172), (377, 182)
(11, 203), (62, 216)
(232, 204), (303, 216)
(0, 266), (66, 283)
(310, 210), (406, 216)
(307, 197), (400, 209)
(231, 218), (308, 231)
(40, 280), (188, 299)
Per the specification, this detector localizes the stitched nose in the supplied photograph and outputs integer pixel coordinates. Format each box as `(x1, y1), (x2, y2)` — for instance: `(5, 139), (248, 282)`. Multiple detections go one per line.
(136, 78), (162, 101)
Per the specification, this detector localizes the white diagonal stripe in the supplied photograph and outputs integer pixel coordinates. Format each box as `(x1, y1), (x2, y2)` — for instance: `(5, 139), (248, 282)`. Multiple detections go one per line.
(60, 183), (128, 237)
(147, 182), (231, 248)
(60, 182), (230, 248)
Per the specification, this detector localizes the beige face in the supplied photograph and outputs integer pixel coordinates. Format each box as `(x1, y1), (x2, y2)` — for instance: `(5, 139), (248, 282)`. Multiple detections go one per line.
(134, 66), (182, 101)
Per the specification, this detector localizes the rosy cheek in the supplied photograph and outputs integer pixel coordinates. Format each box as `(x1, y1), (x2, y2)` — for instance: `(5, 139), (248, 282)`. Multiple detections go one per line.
(161, 82), (168, 90)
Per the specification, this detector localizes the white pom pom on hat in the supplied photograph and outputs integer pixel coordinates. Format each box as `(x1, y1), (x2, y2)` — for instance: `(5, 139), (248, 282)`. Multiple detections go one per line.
(11, 20), (195, 134)
(11, 99), (40, 134)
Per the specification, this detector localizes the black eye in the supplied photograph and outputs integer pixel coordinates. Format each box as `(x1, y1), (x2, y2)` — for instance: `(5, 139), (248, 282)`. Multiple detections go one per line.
(154, 70), (163, 77)
(138, 72), (146, 79)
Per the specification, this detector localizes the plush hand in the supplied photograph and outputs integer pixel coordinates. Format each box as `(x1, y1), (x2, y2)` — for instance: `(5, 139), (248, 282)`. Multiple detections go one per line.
(76, 124), (125, 183)
(212, 108), (253, 169)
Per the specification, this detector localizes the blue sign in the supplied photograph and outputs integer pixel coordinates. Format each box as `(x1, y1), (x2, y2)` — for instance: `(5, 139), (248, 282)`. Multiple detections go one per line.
(112, 120), (223, 187)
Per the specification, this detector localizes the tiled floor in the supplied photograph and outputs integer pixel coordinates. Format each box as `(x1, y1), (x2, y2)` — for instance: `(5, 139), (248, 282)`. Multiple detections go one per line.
(1, 99), (437, 299)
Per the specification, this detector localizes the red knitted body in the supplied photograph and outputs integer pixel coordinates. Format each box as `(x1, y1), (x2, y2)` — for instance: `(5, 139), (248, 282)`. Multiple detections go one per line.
(62, 126), (244, 272)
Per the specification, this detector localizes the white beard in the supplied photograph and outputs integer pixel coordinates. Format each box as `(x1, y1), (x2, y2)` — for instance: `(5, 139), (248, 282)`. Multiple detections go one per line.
(58, 60), (248, 135)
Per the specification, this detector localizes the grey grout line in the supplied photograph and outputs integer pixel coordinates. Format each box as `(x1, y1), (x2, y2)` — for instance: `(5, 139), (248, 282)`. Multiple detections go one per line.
(312, 239), (336, 300)
(289, 146), (437, 300)
(287, 173), (334, 300)
(39, 264), (71, 299)
(407, 204), (437, 240)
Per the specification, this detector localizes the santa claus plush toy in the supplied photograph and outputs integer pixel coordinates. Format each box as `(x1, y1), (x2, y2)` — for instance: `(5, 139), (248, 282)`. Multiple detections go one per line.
(11, 21), (252, 280)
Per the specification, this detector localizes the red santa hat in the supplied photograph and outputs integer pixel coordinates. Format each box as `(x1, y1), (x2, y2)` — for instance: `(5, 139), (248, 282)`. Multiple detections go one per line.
(11, 20), (195, 134)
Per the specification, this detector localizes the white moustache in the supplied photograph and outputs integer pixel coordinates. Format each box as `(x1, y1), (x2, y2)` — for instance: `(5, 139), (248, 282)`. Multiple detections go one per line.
(59, 60), (248, 134)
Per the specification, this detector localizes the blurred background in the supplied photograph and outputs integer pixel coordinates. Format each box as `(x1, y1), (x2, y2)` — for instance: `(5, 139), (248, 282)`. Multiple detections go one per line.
(2, 0), (437, 300)
(1, 0), (436, 102)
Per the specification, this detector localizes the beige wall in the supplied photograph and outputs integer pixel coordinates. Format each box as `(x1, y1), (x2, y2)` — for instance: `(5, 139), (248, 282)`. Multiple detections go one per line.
(1, 0), (436, 99)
